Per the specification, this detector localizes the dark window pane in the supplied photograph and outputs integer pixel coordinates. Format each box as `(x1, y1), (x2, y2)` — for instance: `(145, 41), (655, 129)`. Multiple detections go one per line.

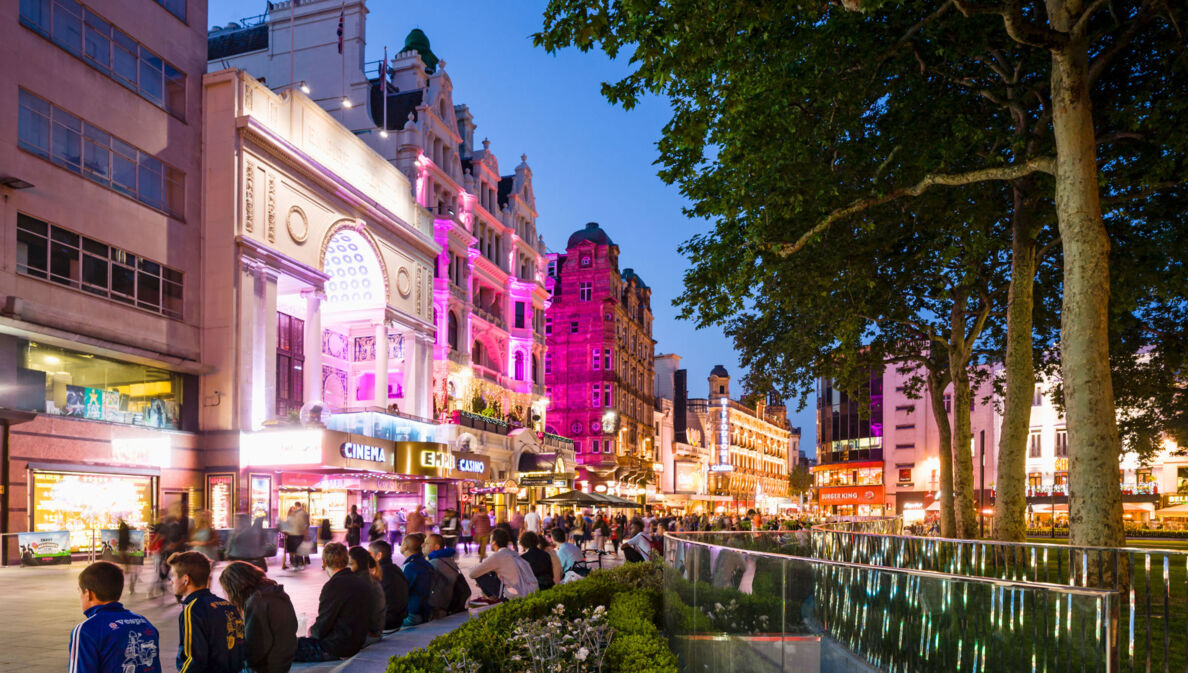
(138, 258), (160, 276)
(291, 318), (304, 356)
(83, 126), (111, 184)
(110, 247), (135, 267)
(17, 213), (48, 236)
(83, 10), (111, 70)
(51, 226), (79, 246)
(138, 154), (163, 209)
(112, 145), (136, 195)
(16, 224), (49, 278)
(82, 253), (107, 288)
(112, 32), (137, 88)
(277, 314), (291, 352)
(111, 264), (135, 298)
(50, 241), (79, 285)
(162, 266), (182, 284)
(51, 109), (82, 171)
(137, 271), (160, 308)
(164, 64), (185, 118)
(138, 50), (163, 104)
(82, 237), (106, 256)
(20, 0), (51, 34)
(18, 91), (51, 157)
(160, 0), (186, 22)
(52, 0), (83, 55)
(162, 280), (182, 318)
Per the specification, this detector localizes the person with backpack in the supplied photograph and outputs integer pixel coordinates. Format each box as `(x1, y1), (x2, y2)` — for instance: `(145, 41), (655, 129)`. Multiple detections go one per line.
(423, 534), (469, 618)
(398, 534), (434, 626)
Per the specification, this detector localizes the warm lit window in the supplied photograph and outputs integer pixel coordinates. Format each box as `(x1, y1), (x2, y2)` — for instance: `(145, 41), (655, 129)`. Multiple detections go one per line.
(898, 468), (912, 483)
(276, 312), (305, 416)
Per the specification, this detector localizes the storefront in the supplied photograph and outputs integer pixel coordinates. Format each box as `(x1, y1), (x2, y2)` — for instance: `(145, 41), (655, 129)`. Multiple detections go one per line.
(813, 461), (884, 516)
(27, 464), (159, 552)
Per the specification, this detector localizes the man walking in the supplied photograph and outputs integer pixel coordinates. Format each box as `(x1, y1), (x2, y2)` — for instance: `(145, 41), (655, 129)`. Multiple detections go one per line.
(470, 507), (492, 561)
(524, 506), (541, 534)
(70, 561), (161, 673)
(343, 505), (364, 548)
(168, 552), (246, 673)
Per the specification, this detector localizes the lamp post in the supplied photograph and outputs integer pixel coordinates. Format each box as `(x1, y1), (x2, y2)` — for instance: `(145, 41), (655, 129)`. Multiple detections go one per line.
(979, 429), (985, 538)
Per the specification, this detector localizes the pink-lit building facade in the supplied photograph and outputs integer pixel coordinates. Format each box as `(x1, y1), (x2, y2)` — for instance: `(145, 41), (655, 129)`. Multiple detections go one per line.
(546, 223), (656, 494)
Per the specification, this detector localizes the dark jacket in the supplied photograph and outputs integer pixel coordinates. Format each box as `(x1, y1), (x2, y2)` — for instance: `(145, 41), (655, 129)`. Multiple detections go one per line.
(309, 569), (370, 658)
(521, 546), (555, 591)
(176, 589), (246, 673)
(69, 602), (161, 673)
(428, 547), (470, 614)
(376, 558), (409, 630)
(401, 552), (435, 620)
(243, 583), (297, 673)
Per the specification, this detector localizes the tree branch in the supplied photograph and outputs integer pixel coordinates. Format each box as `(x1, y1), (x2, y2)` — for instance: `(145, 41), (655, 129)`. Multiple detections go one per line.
(952, 0), (1070, 49)
(773, 156), (1056, 257)
(1088, 0), (1162, 84)
(1072, 0), (1111, 37)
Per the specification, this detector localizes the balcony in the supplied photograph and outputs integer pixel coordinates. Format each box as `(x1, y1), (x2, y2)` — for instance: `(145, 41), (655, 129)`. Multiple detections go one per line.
(473, 305), (506, 330)
(472, 363), (502, 383)
(325, 410), (440, 443)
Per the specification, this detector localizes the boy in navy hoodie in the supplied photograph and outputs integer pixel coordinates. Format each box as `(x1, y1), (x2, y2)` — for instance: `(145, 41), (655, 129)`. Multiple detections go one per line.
(70, 561), (161, 673)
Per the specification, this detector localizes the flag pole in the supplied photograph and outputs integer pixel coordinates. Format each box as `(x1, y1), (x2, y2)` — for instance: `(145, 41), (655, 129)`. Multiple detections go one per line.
(339, 0), (346, 110)
(382, 45), (388, 133)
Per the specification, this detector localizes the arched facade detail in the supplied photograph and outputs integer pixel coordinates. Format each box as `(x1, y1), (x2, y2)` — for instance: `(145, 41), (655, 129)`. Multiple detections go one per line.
(319, 219), (390, 305)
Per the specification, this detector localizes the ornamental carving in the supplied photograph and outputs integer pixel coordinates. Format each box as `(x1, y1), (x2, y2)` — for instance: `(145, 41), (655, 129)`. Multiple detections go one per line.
(266, 174), (277, 243)
(416, 266), (424, 316)
(286, 206), (309, 243)
(245, 160), (255, 233)
(396, 267), (412, 298)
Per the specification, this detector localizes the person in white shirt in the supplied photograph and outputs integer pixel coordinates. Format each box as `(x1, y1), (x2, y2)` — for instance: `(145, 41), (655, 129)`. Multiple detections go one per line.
(622, 521), (653, 562)
(524, 506), (542, 534)
(468, 528), (537, 599)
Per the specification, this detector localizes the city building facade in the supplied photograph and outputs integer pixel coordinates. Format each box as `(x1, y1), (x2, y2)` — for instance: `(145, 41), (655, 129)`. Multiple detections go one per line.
(208, 0), (567, 521)
(691, 366), (797, 513)
(653, 355), (716, 512)
(0, 0), (207, 562)
(546, 222), (655, 496)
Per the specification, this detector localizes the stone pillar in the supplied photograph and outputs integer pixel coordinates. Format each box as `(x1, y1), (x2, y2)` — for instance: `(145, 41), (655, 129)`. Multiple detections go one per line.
(373, 320), (389, 408)
(416, 333), (433, 418)
(303, 290), (324, 406)
(238, 257), (278, 430)
(400, 329), (420, 417)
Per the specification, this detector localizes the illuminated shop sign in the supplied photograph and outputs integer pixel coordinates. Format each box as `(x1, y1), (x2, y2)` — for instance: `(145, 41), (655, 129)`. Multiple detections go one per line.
(341, 442), (387, 462)
(206, 473), (235, 529)
(717, 398), (731, 466)
(458, 459), (485, 473)
(710, 464), (734, 472)
(420, 450), (456, 470)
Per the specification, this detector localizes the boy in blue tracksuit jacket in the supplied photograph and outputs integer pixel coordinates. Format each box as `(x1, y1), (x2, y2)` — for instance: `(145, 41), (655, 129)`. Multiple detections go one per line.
(70, 561), (161, 673)
(168, 551), (246, 673)
(399, 535), (435, 625)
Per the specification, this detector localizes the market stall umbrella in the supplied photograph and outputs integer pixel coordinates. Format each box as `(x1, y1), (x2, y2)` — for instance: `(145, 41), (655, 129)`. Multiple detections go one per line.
(537, 490), (607, 507)
(599, 494), (644, 509)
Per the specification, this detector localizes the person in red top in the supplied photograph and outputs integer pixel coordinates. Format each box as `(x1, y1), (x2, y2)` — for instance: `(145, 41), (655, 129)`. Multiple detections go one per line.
(470, 507), (493, 561)
(405, 506), (426, 537)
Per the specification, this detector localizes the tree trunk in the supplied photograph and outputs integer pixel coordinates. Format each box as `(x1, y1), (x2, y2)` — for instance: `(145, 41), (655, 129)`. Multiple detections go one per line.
(927, 369), (956, 537)
(948, 301), (978, 538)
(995, 182), (1039, 542)
(1046, 0), (1124, 549)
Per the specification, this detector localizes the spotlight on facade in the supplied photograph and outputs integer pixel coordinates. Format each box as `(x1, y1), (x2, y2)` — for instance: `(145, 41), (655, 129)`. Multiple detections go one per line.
(341, 97), (353, 108)
(299, 81), (310, 94)
(379, 129), (389, 138)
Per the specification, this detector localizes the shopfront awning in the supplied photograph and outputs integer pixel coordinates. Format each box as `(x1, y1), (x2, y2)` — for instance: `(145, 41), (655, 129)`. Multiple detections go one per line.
(1155, 504), (1188, 517)
(690, 494), (732, 502)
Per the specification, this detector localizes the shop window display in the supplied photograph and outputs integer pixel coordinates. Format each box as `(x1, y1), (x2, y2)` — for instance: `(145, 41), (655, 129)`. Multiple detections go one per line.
(22, 341), (184, 429)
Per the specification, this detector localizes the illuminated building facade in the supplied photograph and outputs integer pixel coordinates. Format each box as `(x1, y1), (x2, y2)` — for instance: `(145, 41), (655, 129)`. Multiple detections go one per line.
(545, 223), (656, 494)
(690, 366), (797, 513)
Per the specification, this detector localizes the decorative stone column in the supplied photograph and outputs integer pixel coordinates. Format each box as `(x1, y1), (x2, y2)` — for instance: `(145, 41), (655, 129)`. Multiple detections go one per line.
(238, 256), (278, 430)
(303, 290), (324, 408)
(373, 320), (389, 408)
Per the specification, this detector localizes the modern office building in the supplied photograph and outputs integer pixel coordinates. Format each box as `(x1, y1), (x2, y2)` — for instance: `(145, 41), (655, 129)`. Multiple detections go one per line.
(0, 0), (207, 562)
(546, 222), (655, 495)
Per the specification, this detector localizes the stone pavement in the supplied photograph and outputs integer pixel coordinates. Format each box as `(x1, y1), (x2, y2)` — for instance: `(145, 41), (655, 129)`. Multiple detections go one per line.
(0, 541), (624, 672)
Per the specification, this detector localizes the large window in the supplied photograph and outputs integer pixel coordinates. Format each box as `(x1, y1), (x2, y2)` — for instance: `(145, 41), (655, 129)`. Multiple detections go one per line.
(514, 301), (525, 329)
(276, 312), (304, 416)
(20, 0), (186, 118)
(18, 90), (185, 218)
(21, 341), (184, 428)
(579, 282), (592, 301)
(1028, 431), (1042, 458)
(17, 213), (183, 319)
(1054, 430), (1068, 457)
(447, 312), (459, 351)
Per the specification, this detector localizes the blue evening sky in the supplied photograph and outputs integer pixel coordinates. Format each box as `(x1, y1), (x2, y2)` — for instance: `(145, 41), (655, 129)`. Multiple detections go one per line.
(207, 1), (817, 454)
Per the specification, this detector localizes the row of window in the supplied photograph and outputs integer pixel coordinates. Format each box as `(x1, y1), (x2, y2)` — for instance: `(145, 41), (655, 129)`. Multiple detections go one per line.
(590, 383), (614, 407)
(574, 439), (614, 455)
(590, 347), (613, 371)
(20, 0), (187, 118)
(16, 213), (183, 319)
(1029, 429), (1069, 457)
(18, 89), (185, 219)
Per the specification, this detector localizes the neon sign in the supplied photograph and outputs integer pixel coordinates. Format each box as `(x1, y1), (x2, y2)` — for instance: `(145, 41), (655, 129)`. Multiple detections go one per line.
(420, 450), (456, 470)
(341, 442), (386, 462)
(457, 458), (485, 473)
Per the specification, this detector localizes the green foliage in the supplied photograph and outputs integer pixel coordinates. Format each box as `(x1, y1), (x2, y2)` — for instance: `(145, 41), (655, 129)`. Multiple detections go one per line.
(787, 463), (813, 497)
(386, 563), (673, 673)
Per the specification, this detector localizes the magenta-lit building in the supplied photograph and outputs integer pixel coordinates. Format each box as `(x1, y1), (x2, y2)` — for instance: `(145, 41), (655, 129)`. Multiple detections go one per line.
(546, 223), (656, 494)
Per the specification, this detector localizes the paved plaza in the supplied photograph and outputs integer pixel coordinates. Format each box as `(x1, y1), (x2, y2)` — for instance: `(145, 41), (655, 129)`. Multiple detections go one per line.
(0, 545), (623, 673)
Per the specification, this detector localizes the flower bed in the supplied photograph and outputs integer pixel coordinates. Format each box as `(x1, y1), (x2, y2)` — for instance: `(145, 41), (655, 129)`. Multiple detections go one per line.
(386, 563), (678, 673)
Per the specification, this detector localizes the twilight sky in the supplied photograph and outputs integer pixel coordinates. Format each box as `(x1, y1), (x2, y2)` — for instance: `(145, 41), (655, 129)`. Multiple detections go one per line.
(207, 0), (818, 454)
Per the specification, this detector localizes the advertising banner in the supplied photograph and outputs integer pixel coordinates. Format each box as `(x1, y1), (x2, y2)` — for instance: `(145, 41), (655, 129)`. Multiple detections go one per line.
(32, 471), (155, 552)
(250, 474), (272, 526)
(17, 531), (72, 566)
(98, 529), (147, 564)
(207, 474), (235, 529)
(818, 485), (885, 505)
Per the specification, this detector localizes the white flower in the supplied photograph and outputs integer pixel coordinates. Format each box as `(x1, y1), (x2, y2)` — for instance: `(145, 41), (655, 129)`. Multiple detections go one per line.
(576, 647), (590, 661)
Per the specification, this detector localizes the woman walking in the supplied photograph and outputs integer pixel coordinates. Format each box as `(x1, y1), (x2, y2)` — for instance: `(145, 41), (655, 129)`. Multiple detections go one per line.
(219, 561), (298, 673)
(368, 512), (387, 544)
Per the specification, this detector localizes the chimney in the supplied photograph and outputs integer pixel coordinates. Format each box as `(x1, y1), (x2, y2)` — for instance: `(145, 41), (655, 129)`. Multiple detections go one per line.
(674, 369), (688, 444)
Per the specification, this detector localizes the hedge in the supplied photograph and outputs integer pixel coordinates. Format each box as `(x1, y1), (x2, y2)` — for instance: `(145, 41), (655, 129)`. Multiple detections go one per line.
(386, 562), (677, 673)
(1026, 528), (1188, 540)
